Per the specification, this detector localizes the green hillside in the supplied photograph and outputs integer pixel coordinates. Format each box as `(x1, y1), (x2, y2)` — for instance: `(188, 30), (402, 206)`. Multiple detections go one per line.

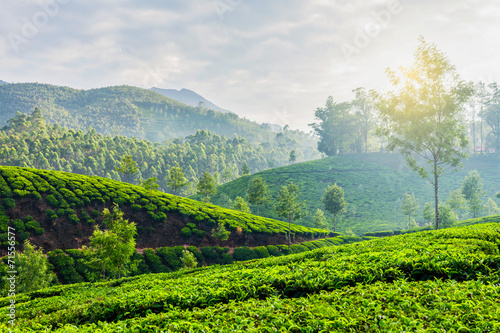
(0, 166), (328, 255)
(1, 221), (499, 331)
(206, 153), (500, 234)
(0, 109), (317, 194)
(0, 83), (317, 153)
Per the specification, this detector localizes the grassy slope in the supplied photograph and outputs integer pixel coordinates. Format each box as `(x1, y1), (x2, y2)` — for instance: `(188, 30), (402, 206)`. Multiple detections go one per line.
(205, 153), (500, 234)
(1, 219), (499, 331)
(0, 166), (327, 254)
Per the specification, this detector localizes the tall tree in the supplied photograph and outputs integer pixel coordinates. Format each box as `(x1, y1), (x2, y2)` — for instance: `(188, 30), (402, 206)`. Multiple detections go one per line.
(115, 155), (139, 184)
(480, 82), (500, 154)
(312, 209), (329, 229)
(241, 161), (250, 176)
(322, 184), (348, 232)
(196, 172), (217, 203)
(422, 202), (434, 226)
(400, 192), (419, 228)
(378, 37), (473, 229)
(352, 87), (378, 153)
(289, 150), (297, 164)
(310, 98), (357, 156)
(246, 176), (271, 215)
(275, 182), (307, 246)
(83, 204), (137, 280)
(461, 170), (485, 218)
(166, 163), (188, 196)
(232, 196), (251, 214)
(445, 189), (467, 220)
(10, 240), (54, 294)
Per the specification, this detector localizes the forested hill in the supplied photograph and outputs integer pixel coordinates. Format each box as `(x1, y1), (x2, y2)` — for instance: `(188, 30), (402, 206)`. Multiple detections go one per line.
(0, 110), (318, 195)
(0, 80), (7, 85)
(0, 83), (316, 148)
(207, 153), (500, 234)
(0, 166), (328, 255)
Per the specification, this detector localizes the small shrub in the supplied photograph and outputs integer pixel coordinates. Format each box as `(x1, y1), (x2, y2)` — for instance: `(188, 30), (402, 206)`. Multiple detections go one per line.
(46, 209), (58, 221)
(192, 229), (206, 238)
(266, 245), (282, 257)
(180, 227), (192, 237)
(186, 223), (196, 229)
(232, 247), (258, 261)
(2, 198), (15, 210)
(45, 195), (59, 207)
(142, 248), (167, 273)
(253, 246), (270, 258)
(12, 219), (25, 232)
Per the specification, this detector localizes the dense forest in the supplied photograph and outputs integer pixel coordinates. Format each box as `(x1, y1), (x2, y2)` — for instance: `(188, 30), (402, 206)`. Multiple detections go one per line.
(0, 108), (319, 195)
(0, 83), (319, 152)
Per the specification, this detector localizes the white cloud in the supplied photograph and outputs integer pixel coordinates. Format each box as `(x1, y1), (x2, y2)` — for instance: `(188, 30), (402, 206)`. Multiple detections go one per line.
(1, 0), (500, 130)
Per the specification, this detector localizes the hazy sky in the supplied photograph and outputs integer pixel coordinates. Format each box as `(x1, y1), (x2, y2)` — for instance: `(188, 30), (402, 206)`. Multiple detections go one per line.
(1, 0), (499, 131)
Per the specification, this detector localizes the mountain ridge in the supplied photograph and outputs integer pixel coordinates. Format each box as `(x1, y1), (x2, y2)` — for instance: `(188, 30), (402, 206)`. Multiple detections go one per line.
(151, 87), (231, 114)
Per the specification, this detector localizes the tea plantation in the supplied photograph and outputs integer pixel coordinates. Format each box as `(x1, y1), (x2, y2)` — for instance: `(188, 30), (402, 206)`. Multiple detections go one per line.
(1, 221), (500, 331)
(0, 166), (328, 253)
(207, 153), (500, 234)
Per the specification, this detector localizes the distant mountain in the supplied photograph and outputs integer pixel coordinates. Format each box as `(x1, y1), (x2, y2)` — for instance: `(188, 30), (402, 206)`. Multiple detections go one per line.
(0, 80), (7, 85)
(151, 87), (231, 114)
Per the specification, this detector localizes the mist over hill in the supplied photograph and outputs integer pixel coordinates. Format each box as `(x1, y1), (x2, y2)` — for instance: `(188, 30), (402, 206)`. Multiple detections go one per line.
(150, 87), (231, 114)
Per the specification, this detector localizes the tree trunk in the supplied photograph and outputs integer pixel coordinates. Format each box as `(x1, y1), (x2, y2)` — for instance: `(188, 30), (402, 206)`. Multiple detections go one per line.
(433, 160), (440, 230)
(333, 214), (336, 232)
(288, 216), (291, 247)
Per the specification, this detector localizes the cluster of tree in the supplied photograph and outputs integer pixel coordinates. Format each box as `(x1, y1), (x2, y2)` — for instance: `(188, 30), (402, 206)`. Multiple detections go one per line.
(0, 109), (319, 196)
(311, 86), (500, 159)
(312, 37), (498, 229)
(399, 170), (500, 228)
(209, 175), (348, 241)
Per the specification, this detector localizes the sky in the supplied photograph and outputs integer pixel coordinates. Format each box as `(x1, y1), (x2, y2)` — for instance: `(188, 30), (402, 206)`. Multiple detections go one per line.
(1, 0), (500, 131)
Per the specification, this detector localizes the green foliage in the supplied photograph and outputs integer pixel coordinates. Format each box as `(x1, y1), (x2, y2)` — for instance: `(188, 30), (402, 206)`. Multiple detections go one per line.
(196, 172), (217, 203)
(157, 247), (182, 271)
(2, 198), (15, 210)
(232, 246), (258, 261)
(82, 205), (137, 279)
(7, 223), (500, 332)
(241, 161), (250, 176)
(180, 227), (192, 237)
(3, 240), (54, 295)
(312, 209), (328, 229)
(252, 246), (270, 258)
(211, 222), (230, 241)
(232, 196), (250, 214)
(181, 250), (197, 269)
(322, 183), (347, 231)
(142, 248), (167, 273)
(0, 166), (328, 253)
(378, 38), (473, 230)
(166, 164), (188, 196)
(275, 182), (307, 244)
(461, 170), (486, 218)
(246, 176), (270, 215)
(400, 192), (419, 229)
(47, 249), (83, 284)
(115, 155), (139, 184)
(140, 177), (159, 193)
